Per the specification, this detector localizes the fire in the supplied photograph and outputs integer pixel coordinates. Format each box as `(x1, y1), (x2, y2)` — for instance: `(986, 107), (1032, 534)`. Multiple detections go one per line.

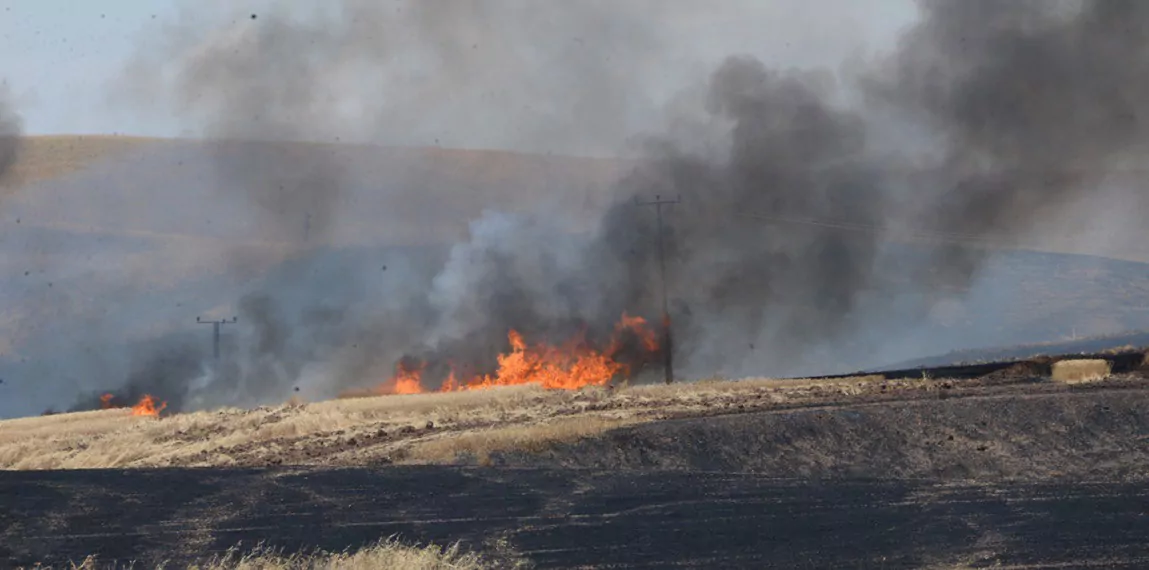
(131, 395), (167, 417)
(453, 328), (625, 391)
(361, 313), (660, 397)
(442, 313), (660, 393)
(615, 312), (660, 353)
(340, 361), (428, 398)
(100, 394), (115, 409)
(391, 362), (426, 395)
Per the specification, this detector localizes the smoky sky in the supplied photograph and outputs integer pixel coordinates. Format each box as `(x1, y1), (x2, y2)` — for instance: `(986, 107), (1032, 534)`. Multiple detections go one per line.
(22, 0), (1149, 416)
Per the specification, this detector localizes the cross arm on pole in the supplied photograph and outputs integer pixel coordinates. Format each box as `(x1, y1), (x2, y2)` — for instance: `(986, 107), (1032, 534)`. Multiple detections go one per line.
(196, 316), (238, 360)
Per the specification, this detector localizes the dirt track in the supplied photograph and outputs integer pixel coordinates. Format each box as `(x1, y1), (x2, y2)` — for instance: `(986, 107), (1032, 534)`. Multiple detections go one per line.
(5, 466), (1149, 569)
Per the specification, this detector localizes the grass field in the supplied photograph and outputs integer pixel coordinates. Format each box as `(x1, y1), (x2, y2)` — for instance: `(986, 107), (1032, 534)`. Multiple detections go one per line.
(0, 135), (157, 194)
(4, 133), (1149, 259)
(0, 374), (918, 471)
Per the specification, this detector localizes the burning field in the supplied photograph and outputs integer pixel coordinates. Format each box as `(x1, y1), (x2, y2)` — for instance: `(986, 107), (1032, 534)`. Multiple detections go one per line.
(5, 351), (1149, 476)
(11, 1), (1149, 567)
(340, 313), (662, 398)
(14, 1), (1149, 421)
(98, 393), (168, 417)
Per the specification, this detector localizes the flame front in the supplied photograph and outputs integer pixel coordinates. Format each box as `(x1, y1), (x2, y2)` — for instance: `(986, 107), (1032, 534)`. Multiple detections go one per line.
(131, 395), (167, 417)
(359, 313), (660, 397)
(455, 329), (623, 391)
(391, 362), (426, 395)
(439, 313), (659, 393)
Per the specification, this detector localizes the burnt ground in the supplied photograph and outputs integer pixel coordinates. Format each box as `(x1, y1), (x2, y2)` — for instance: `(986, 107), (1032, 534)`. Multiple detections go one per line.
(493, 383), (1149, 480)
(4, 466), (1149, 569)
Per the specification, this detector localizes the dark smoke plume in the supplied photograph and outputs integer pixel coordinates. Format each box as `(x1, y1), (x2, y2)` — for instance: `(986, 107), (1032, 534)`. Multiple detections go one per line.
(868, 0), (1149, 281)
(556, 0), (1149, 376)
(398, 0), (1149, 377)
(60, 0), (1149, 414)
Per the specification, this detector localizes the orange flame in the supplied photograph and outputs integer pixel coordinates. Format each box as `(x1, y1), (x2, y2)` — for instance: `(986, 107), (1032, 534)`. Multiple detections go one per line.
(131, 395), (167, 417)
(100, 394), (116, 410)
(364, 313), (660, 396)
(614, 313), (660, 353)
(337, 361), (427, 399)
(391, 362), (426, 395)
(444, 313), (660, 392)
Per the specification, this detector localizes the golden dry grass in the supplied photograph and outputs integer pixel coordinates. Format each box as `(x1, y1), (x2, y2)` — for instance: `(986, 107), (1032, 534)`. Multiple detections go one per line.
(0, 134), (627, 194)
(408, 415), (641, 465)
(0, 374), (924, 471)
(1050, 359), (1112, 384)
(51, 537), (492, 570)
(0, 135), (157, 192)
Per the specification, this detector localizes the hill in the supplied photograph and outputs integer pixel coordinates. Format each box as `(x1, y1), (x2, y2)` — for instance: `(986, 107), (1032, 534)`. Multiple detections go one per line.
(1, 135), (631, 245)
(5, 136), (1149, 417)
(4, 356), (1149, 474)
(0, 135), (158, 196)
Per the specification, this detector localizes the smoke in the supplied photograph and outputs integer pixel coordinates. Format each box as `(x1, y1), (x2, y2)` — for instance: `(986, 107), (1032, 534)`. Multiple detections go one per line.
(657, 0), (1149, 374)
(866, 0), (1149, 281)
(0, 83), (23, 187)
(39, 0), (1149, 415)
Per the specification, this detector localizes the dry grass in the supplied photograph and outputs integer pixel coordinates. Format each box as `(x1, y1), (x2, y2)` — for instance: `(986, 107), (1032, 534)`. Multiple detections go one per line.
(1050, 359), (1112, 384)
(0, 135), (156, 192)
(0, 373), (933, 471)
(45, 537), (493, 570)
(408, 415), (640, 465)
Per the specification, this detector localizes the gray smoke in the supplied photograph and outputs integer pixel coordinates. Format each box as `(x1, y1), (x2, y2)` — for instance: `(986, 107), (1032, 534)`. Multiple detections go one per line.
(0, 84), (22, 187)
(869, 0), (1149, 280)
(587, 0), (1149, 374)
(59, 0), (1149, 413)
(394, 0), (1149, 378)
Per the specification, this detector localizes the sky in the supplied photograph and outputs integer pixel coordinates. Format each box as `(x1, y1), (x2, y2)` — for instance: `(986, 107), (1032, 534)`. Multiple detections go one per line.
(0, 0), (919, 148)
(0, 1), (180, 135)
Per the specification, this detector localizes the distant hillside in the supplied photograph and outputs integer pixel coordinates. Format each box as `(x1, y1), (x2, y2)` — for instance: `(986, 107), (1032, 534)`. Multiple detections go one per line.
(0, 135), (158, 196)
(0, 135), (633, 228)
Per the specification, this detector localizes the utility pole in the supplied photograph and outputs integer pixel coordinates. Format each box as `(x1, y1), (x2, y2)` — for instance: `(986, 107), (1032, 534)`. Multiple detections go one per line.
(636, 194), (680, 384)
(197, 316), (238, 360)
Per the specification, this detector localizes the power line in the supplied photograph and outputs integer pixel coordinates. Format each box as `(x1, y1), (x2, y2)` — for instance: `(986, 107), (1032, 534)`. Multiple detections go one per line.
(636, 194), (680, 385)
(197, 316), (238, 361)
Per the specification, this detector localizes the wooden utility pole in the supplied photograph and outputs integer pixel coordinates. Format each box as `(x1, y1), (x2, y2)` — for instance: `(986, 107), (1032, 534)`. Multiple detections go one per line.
(197, 316), (238, 360)
(636, 194), (680, 384)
